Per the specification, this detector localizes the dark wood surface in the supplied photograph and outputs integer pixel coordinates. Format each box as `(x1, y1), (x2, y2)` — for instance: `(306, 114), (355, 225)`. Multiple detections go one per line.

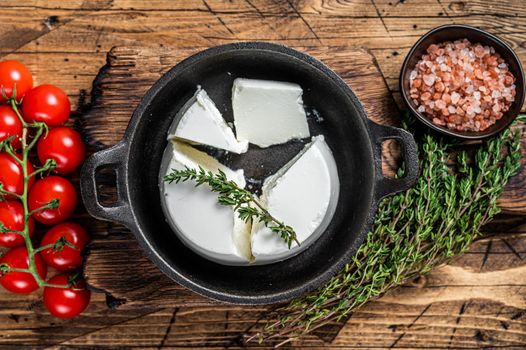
(0, 1), (525, 348)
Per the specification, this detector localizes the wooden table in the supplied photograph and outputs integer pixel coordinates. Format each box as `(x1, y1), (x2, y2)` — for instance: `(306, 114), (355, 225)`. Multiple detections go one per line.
(0, 1), (525, 348)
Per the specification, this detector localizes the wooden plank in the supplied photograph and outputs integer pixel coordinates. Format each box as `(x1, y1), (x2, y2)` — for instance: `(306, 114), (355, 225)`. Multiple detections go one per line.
(0, 2), (524, 213)
(2, 225), (522, 348)
(0, 1), (524, 347)
(80, 44), (526, 347)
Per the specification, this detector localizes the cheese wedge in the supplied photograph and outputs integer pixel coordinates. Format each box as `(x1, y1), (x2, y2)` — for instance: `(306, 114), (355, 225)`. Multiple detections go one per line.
(169, 89), (248, 154)
(250, 135), (339, 263)
(232, 78), (310, 148)
(162, 140), (252, 264)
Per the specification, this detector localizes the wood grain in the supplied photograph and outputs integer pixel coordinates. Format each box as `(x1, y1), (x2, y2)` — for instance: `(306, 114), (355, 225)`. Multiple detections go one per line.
(0, 0), (524, 348)
(1, 226), (523, 348)
(1, 0), (524, 213)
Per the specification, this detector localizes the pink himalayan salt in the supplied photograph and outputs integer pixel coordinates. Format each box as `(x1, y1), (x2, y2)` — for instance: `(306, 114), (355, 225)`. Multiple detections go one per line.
(409, 38), (516, 132)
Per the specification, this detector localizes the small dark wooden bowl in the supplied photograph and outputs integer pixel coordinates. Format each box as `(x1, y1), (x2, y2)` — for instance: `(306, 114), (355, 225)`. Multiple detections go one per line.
(400, 24), (525, 140)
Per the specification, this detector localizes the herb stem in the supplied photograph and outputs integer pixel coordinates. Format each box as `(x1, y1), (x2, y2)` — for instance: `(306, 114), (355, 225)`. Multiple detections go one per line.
(250, 114), (525, 345)
(164, 166), (300, 248)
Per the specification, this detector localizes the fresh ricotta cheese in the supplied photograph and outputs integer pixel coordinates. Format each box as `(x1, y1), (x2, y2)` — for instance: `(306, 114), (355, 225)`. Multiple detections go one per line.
(168, 89), (248, 154)
(232, 78), (310, 148)
(250, 135), (339, 263)
(161, 140), (253, 264)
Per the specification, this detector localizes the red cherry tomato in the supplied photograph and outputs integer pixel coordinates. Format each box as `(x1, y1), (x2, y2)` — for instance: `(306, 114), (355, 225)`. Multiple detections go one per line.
(43, 274), (91, 319)
(37, 127), (85, 175)
(0, 60), (33, 102)
(0, 106), (22, 148)
(0, 247), (47, 294)
(28, 176), (77, 225)
(40, 223), (89, 271)
(22, 85), (70, 126)
(0, 152), (35, 197)
(0, 201), (35, 248)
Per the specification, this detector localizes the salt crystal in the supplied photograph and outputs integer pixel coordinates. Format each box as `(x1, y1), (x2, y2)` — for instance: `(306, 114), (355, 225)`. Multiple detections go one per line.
(423, 74), (436, 86)
(435, 100), (446, 109)
(410, 70), (417, 80)
(451, 92), (460, 104)
(492, 90), (500, 98)
(498, 63), (507, 69)
(448, 105), (456, 114)
(473, 91), (481, 100)
(417, 105), (425, 112)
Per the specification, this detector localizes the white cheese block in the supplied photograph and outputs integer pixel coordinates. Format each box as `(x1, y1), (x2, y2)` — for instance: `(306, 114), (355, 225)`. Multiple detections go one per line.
(168, 89), (248, 154)
(232, 78), (310, 148)
(162, 140), (252, 264)
(251, 135), (339, 263)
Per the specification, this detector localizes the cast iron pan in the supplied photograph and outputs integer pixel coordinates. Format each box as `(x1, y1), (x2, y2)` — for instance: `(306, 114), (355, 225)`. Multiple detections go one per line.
(80, 42), (419, 304)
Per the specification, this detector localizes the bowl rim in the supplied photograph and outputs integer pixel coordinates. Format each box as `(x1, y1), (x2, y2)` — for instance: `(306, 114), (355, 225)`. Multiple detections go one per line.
(399, 24), (525, 140)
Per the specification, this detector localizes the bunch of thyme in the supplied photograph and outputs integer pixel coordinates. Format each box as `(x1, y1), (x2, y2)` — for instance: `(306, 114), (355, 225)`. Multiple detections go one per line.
(249, 114), (524, 346)
(164, 167), (299, 248)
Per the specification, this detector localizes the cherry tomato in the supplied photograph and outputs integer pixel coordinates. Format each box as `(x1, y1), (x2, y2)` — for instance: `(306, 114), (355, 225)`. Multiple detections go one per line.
(0, 60), (33, 102)
(28, 176), (77, 225)
(22, 85), (70, 126)
(40, 223), (89, 271)
(0, 201), (35, 248)
(43, 274), (91, 319)
(0, 106), (22, 148)
(0, 152), (35, 197)
(37, 127), (85, 175)
(0, 247), (47, 294)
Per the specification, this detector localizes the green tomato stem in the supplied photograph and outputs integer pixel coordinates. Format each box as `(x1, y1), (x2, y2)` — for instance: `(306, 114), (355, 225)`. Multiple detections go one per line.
(4, 100), (68, 289)
(0, 188), (23, 200)
(27, 200), (59, 218)
(40, 282), (78, 290)
(32, 243), (56, 254)
(4, 267), (31, 274)
(20, 121), (42, 285)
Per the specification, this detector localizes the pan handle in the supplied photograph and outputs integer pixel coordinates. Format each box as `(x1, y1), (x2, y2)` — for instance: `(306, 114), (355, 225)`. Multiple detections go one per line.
(367, 119), (419, 200)
(80, 140), (135, 227)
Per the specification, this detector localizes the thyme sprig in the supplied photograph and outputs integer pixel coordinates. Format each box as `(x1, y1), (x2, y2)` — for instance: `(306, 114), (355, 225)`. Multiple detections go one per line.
(249, 114), (524, 346)
(164, 166), (300, 248)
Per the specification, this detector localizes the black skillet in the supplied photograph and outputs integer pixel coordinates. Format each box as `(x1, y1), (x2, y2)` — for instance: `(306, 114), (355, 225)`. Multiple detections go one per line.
(80, 42), (419, 304)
